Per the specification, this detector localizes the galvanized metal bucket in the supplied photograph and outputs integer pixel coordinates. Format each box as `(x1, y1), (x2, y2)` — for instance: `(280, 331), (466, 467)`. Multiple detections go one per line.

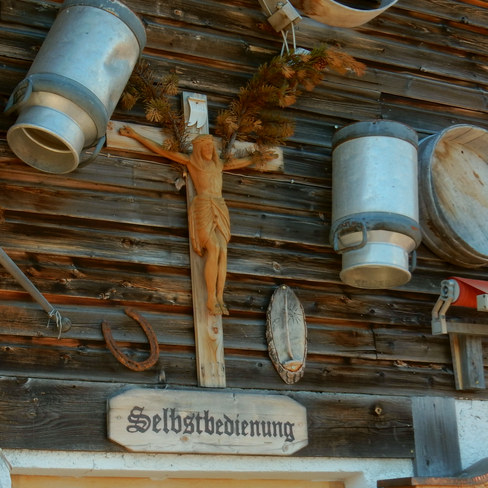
(419, 124), (488, 268)
(5, 0), (146, 174)
(291, 0), (398, 28)
(330, 120), (421, 289)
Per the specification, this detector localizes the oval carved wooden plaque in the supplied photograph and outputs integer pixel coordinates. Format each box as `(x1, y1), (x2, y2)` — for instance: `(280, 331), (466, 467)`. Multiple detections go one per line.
(266, 285), (307, 384)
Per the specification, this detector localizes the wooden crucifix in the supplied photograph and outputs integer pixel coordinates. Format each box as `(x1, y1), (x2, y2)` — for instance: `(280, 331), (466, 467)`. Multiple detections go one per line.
(117, 93), (278, 387)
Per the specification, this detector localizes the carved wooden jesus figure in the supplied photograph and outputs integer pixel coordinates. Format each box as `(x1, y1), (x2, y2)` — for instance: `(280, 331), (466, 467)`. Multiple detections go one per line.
(119, 126), (261, 316)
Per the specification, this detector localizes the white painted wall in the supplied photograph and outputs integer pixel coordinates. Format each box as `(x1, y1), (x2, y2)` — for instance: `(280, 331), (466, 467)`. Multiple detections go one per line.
(456, 399), (488, 469)
(0, 450), (12, 488)
(2, 450), (413, 488)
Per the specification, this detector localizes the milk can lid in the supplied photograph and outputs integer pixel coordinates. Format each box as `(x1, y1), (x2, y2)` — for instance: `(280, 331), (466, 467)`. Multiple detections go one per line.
(332, 119), (418, 149)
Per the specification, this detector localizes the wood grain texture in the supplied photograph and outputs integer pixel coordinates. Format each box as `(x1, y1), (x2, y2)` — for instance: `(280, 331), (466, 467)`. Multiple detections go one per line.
(412, 397), (462, 477)
(266, 285), (307, 384)
(0, 0), (488, 462)
(107, 388), (308, 455)
(0, 377), (413, 457)
(11, 477), (345, 488)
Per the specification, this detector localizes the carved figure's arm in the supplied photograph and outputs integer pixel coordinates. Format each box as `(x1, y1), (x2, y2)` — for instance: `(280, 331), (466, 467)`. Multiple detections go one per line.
(223, 156), (254, 171)
(119, 126), (190, 166)
(223, 148), (277, 171)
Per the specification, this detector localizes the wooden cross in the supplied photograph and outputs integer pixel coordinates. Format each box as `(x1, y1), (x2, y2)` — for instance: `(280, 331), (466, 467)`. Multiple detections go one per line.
(182, 92), (226, 388)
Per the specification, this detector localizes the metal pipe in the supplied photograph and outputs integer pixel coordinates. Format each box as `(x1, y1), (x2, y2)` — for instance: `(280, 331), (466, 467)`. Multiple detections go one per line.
(0, 247), (71, 335)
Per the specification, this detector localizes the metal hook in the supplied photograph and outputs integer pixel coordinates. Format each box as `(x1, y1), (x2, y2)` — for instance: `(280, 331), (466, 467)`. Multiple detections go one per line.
(102, 308), (160, 372)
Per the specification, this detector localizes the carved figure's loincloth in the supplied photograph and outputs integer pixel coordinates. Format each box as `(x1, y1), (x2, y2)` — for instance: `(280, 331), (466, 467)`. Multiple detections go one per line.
(188, 194), (230, 256)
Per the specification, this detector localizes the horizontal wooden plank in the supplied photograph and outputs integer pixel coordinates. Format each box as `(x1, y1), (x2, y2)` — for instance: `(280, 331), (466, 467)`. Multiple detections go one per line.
(0, 340), (471, 396)
(0, 237), (452, 324)
(364, 9), (488, 55)
(0, 230), (478, 318)
(380, 94), (488, 134)
(106, 121), (284, 172)
(0, 377), (415, 457)
(399, 0), (488, 29)
(295, 19), (488, 86)
(0, 0), (59, 29)
(0, 186), (330, 247)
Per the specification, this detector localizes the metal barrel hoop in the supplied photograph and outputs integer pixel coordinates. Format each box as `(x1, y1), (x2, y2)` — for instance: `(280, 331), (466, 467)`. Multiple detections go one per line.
(102, 308), (160, 372)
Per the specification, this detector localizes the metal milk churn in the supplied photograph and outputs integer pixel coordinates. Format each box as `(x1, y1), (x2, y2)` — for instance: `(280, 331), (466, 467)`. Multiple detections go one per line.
(5, 0), (146, 174)
(330, 120), (421, 289)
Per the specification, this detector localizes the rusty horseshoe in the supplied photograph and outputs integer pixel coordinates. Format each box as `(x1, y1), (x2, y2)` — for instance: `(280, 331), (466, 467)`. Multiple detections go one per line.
(102, 308), (160, 371)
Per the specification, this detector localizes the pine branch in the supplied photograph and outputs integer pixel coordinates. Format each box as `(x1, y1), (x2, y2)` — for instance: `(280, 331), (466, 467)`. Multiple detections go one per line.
(216, 45), (365, 160)
(119, 47), (365, 162)
(119, 60), (190, 153)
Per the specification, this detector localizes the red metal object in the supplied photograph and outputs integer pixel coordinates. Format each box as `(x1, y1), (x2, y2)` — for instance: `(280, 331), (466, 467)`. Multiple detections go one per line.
(102, 308), (159, 372)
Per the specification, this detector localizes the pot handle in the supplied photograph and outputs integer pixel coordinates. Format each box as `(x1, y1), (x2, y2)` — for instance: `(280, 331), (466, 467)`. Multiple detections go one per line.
(77, 135), (106, 168)
(409, 249), (417, 273)
(332, 219), (368, 254)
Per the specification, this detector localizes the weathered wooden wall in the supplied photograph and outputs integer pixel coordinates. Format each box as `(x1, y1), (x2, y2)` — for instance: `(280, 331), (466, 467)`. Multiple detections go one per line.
(0, 0), (487, 457)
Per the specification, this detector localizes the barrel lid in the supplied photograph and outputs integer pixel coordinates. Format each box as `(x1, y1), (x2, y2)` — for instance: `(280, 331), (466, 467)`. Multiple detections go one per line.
(418, 124), (488, 267)
(332, 119), (418, 149)
(61, 0), (146, 51)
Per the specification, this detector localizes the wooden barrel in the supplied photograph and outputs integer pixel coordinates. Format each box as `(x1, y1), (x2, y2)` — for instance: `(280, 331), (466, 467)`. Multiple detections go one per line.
(418, 124), (488, 268)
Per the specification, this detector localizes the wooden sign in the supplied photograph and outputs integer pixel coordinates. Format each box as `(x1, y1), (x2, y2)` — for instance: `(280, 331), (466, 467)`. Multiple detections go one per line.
(108, 389), (308, 455)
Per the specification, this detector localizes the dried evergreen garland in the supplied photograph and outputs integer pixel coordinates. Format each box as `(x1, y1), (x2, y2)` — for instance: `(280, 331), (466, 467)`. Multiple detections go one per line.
(215, 46), (365, 160)
(120, 46), (365, 162)
(119, 60), (191, 153)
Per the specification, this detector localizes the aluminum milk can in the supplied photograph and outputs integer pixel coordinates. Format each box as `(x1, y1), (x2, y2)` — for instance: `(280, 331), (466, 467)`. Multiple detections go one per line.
(330, 120), (421, 289)
(5, 0), (146, 174)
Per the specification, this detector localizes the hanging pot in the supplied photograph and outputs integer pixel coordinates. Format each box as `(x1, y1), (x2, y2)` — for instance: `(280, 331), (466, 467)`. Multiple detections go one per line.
(330, 120), (421, 289)
(291, 0), (398, 28)
(5, 0), (146, 174)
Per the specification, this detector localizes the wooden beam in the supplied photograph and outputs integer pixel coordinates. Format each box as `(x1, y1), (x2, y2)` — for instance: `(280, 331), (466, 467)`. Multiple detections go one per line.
(449, 333), (486, 391)
(0, 377), (415, 457)
(186, 175), (226, 387)
(412, 397), (462, 477)
(105, 121), (284, 173)
(183, 92), (226, 388)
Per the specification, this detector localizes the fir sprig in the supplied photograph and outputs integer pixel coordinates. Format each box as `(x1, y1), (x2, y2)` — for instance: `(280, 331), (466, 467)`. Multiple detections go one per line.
(215, 45), (365, 159)
(119, 60), (189, 153)
(120, 46), (365, 160)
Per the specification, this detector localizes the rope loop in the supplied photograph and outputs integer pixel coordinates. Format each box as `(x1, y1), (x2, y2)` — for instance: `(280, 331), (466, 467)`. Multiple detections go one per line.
(47, 308), (72, 339)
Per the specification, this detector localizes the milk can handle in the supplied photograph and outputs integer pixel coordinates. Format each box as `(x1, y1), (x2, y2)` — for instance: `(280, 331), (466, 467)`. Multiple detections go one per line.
(332, 220), (368, 254)
(4, 78), (33, 116)
(409, 249), (417, 273)
(77, 135), (106, 168)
